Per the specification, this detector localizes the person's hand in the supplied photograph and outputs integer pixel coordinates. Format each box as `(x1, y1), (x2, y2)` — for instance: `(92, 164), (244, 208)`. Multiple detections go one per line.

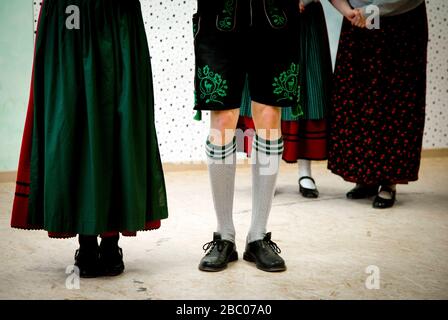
(343, 8), (357, 21)
(349, 9), (367, 28)
(298, 0), (305, 13)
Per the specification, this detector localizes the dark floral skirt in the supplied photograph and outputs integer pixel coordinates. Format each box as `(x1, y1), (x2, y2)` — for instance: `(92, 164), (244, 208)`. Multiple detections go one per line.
(328, 3), (428, 185)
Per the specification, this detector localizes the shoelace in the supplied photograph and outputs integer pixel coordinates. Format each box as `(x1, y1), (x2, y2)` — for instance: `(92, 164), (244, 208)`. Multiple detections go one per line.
(265, 239), (282, 254)
(202, 240), (224, 254)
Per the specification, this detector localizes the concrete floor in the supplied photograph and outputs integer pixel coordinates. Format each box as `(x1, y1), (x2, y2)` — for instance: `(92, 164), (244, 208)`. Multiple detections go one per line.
(0, 157), (447, 300)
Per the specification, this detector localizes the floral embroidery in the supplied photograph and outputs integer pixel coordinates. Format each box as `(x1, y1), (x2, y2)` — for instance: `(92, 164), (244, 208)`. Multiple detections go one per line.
(198, 65), (228, 105)
(273, 63), (300, 103)
(264, 0), (287, 29)
(217, 0), (236, 31)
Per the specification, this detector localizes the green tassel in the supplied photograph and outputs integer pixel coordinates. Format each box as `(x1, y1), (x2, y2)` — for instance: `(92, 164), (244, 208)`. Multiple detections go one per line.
(193, 110), (202, 121)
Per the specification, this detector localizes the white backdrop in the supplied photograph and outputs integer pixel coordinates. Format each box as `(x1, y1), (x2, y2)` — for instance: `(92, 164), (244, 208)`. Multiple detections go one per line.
(33, 0), (448, 163)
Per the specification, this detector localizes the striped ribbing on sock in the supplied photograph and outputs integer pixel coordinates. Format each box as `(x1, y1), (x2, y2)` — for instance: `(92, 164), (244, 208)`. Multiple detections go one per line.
(206, 137), (237, 160)
(253, 135), (284, 155)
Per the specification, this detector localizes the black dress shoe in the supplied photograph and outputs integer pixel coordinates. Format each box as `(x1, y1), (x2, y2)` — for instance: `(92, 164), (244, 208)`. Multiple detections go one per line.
(373, 186), (396, 209)
(243, 233), (286, 272)
(99, 244), (125, 277)
(199, 233), (238, 272)
(74, 247), (100, 278)
(346, 184), (379, 199)
(299, 176), (319, 198)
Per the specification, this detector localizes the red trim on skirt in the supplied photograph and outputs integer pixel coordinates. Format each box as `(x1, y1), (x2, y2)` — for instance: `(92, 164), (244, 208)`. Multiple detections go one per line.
(10, 3), (161, 239)
(237, 116), (327, 162)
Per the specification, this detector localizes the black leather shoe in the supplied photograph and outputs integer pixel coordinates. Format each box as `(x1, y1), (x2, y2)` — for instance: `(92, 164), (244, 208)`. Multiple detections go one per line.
(373, 186), (396, 209)
(199, 233), (238, 272)
(243, 233), (286, 272)
(299, 176), (319, 198)
(346, 184), (379, 199)
(99, 244), (125, 277)
(74, 247), (100, 278)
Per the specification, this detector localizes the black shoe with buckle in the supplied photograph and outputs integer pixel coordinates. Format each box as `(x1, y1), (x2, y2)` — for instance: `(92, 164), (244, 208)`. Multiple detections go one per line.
(299, 176), (319, 199)
(346, 184), (379, 199)
(373, 186), (396, 209)
(243, 233), (286, 272)
(74, 247), (100, 278)
(99, 236), (125, 277)
(199, 232), (238, 272)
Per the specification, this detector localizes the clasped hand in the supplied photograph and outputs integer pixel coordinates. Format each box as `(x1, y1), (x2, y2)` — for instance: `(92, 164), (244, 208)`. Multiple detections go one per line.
(297, 1), (367, 28)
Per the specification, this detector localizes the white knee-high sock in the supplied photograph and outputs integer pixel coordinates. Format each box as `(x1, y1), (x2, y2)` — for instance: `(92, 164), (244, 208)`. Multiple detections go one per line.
(206, 137), (237, 243)
(248, 135), (284, 243)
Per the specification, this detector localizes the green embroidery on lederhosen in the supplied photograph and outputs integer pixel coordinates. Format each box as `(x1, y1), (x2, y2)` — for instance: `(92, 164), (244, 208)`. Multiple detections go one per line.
(217, 0), (237, 31)
(264, 0), (287, 29)
(273, 63), (303, 116)
(198, 65), (229, 105)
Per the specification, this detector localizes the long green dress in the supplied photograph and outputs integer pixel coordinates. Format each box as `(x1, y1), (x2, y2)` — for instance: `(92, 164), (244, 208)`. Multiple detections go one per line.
(11, 0), (168, 238)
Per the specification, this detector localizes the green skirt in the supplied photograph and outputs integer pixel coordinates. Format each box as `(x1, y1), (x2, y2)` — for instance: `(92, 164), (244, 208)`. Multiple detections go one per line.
(240, 2), (332, 121)
(11, 0), (168, 237)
